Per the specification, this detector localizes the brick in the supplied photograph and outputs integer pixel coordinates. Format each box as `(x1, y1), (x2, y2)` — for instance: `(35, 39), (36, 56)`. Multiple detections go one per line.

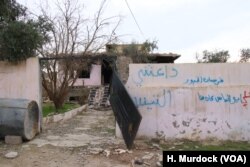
(5, 136), (23, 145)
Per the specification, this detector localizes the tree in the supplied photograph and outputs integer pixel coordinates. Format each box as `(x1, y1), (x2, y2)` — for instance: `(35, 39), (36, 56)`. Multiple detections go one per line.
(39, 0), (121, 111)
(239, 48), (250, 63)
(196, 50), (230, 63)
(0, 0), (48, 62)
(0, 0), (26, 23)
(121, 40), (158, 63)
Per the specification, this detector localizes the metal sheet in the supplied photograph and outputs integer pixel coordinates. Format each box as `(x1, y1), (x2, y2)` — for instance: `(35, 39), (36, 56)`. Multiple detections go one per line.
(109, 70), (142, 149)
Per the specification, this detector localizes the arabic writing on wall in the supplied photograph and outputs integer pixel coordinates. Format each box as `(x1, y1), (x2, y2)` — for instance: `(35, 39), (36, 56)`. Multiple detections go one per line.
(132, 65), (178, 85)
(132, 65), (226, 87)
(198, 90), (250, 107)
(130, 65), (250, 108)
(133, 89), (171, 110)
(184, 76), (224, 86)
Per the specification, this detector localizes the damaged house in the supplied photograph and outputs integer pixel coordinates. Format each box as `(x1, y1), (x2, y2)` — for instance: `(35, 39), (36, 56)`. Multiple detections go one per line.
(65, 44), (180, 109)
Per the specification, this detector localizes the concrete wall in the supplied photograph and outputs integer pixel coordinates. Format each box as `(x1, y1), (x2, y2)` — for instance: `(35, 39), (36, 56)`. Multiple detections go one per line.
(74, 64), (102, 87)
(0, 57), (42, 131)
(117, 63), (250, 141)
(116, 56), (133, 84)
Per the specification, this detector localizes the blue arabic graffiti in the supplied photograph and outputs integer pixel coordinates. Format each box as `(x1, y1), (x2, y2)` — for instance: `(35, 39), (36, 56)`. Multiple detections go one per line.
(198, 93), (242, 105)
(133, 89), (171, 108)
(132, 65), (178, 85)
(185, 76), (224, 86)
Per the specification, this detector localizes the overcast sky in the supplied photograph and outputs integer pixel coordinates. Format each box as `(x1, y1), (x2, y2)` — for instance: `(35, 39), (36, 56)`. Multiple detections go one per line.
(17, 0), (250, 63)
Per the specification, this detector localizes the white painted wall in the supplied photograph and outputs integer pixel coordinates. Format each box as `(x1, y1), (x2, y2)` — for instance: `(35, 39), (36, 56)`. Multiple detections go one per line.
(116, 63), (250, 141)
(0, 57), (42, 131)
(74, 64), (102, 86)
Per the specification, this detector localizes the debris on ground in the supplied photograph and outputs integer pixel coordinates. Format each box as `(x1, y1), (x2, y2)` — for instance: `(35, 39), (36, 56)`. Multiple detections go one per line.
(0, 109), (162, 167)
(4, 151), (18, 159)
(142, 152), (154, 160)
(156, 161), (163, 167)
(104, 149), (110, 157)
(134, 157), (144, 165)
(88, 147), (103, 154)
(152, 143), (161, 150)
(114, 148), (127, 154)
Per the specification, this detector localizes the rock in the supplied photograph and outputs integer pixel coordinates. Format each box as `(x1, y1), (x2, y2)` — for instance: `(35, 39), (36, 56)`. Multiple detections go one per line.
(156, 161), (162, 167)
(169, 146), (175, 150)
(142, 153), (154, 160)
(127, 150), (133, 154)
(89, 148), (103, 154)
(157, 153), (163, 162)
(5, 152), (18, 159)
(143, 162), (151, 166)
(114, 148), (127, 154)
(152, 143), (161, 149)
(134, 158), (144, 165)
(104, 149), (110, 157)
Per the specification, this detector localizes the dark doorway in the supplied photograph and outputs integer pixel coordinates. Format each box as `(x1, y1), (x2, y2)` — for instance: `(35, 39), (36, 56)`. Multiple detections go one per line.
(102, 59), (113, 84)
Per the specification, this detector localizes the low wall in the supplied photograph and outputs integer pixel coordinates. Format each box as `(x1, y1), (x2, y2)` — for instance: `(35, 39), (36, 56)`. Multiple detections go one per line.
(116, 63), (250, 141)
(43, 105), (87, 124)
(0, 57), (42, 131)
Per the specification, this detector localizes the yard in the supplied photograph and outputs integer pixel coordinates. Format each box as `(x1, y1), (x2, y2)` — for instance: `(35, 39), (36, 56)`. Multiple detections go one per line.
(42, 102), (80, 117)
(1, 108), (250, 167)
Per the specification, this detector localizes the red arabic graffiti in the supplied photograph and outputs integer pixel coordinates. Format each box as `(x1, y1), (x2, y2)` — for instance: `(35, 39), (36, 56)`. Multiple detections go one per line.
(242, 91), (250, 107)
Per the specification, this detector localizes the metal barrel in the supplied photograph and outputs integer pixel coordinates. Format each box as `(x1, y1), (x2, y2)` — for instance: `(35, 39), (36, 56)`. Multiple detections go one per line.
(0, 98), (39, 140)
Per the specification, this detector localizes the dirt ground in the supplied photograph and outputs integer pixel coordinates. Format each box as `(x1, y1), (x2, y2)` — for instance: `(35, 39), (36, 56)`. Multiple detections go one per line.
(0, 108), (162, 167)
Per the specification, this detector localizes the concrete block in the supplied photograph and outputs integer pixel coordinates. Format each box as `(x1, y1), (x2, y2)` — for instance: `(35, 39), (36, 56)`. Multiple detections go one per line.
(5, 136), (23, 145)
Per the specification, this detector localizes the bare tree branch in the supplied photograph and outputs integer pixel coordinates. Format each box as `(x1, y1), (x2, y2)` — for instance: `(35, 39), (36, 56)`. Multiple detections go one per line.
(39, 0), (121, 110)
